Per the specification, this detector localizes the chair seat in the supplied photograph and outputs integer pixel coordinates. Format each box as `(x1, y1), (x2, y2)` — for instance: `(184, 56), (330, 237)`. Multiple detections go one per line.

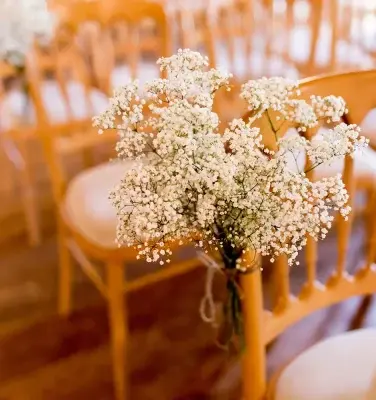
(0, 80), (108, 130)
(275, 329), (376, 400)
(64, 160), (133, 249)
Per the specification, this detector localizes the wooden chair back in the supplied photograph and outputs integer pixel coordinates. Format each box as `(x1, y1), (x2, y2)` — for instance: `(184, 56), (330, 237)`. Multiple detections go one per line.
(51, 0), (111, 93)
(26, 37), (113, 205)
(27, 0), (171, 205)
(205, 0), (253, 75)
(279, 0), (325, 76)
(240, 70), (376, 400)
(59, 0), (171, 93)
(103, 0), (172, 85)
(174, 2), (216, 66)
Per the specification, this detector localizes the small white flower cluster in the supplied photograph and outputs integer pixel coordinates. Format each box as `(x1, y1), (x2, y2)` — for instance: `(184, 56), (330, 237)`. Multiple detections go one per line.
(308, 123), (369, 166)
(94, 49), (368, 270)
(241, 77), (298, 112)
(311, 95), (348, 123)
(0, 0), (55, 67)
(282, 100), (318, 132)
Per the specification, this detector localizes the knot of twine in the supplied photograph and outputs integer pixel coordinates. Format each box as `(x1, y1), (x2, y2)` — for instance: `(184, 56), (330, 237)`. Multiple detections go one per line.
(197, 250), (259, 328)
(197, 251), (222, 327)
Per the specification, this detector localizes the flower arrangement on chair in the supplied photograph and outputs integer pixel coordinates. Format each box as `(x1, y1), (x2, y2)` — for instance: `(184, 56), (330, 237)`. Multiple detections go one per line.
(94, 49), (368, 347)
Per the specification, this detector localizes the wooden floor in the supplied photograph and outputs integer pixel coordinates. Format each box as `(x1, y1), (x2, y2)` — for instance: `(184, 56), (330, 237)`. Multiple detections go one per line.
(0, 220), (375, 399)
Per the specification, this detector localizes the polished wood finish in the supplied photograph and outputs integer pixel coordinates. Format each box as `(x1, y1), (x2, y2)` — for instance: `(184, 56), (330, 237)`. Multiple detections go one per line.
(107, 261), (128, 400)
(240, 70), (376, 400)
(0, 218), (374, 398)
(241, 253), (266, 400)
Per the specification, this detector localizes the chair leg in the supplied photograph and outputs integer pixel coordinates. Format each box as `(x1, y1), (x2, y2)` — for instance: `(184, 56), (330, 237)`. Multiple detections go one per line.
(365, 186), (374, 249)
(58, 219), (73, 316)
(82, 148), (95, 169)
(19, 167), (41, 247)
(107, 261), (127, 400)
(349, 294), (373, 331)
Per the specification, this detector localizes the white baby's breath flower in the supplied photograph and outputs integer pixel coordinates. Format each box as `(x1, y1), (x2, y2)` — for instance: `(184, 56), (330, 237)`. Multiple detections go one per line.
(311, 95), (348, 122)
(94, 50), (367, 269)
(240, 77), (298, 112)
(283, 100), (318, 131)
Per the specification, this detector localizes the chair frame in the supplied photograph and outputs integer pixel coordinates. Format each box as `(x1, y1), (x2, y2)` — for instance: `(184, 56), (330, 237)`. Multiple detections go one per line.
(238, 70), (376, 400)
(0, 61), (41, 246)
(27, 2), (200, 399)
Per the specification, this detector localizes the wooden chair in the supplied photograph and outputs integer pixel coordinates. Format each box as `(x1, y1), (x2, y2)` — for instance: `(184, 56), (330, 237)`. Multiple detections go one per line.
(208, 0), (299, 80)
(104, 0), (172, 91)
(276, 0), (325, 77)
(26, 2), (200, 399)
(59, 0), (171, 95)
(0, 62), (42, 245)
(279, 0), (376, 77)
(342, 0), (376, 57)
(257, 0), (333, 77)
(49, 0), (112, 94)
(235, 70), (376, 400)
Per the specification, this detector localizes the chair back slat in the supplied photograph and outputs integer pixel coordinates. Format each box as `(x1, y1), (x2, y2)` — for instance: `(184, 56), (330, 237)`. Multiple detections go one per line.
(366, 185), (376, 270)
(273, 254), (291, 312)
(332, 155), (356, 280)
(303, 236), (318, 294)
(302, 139), (318, 291)
(272, 0), (326, 77)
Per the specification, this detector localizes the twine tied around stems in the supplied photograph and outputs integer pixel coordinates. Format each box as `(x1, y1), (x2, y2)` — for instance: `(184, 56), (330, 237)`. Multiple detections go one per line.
(197, 250), (222, 327)
(197, 249), (261, 350)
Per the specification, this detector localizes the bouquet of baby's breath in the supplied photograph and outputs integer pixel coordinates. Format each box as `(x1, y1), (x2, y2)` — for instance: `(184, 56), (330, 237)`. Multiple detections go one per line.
(94, 49), (367, 347)
(0, 0), (54, 68)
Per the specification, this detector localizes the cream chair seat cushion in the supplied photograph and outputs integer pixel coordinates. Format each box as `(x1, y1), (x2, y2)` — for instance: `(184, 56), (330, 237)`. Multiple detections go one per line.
(64, 160), (133, 249)
(275, 328), (376, 400)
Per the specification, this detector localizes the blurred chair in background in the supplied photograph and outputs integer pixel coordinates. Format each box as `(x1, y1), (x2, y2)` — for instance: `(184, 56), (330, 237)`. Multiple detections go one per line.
(27, 2), (199, 399)
(0, 63), (41, 246)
